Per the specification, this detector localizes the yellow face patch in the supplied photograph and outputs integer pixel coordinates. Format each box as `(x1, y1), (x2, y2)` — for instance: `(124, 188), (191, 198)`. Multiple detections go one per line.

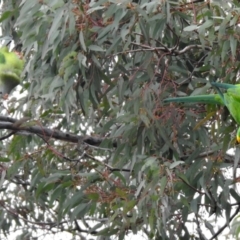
(237, 135), (240, 143)
(237, 127), (240, 143)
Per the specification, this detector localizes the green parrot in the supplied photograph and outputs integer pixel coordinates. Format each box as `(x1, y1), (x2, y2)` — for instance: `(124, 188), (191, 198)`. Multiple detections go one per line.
(163, 82), (240, 142)
(59, 51), (78, 81)
(0, 46), (24, 95)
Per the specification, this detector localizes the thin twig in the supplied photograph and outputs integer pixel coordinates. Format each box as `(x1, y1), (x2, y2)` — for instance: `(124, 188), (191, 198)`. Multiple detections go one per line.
(209, 204), (240, 240)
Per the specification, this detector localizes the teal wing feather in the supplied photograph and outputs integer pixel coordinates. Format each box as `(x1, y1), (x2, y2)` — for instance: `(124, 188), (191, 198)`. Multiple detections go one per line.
(211, 82), (225, 104)
(163, 94), (224, 105)
(210, 82), (240, 106)
(211, 82), (240, 89)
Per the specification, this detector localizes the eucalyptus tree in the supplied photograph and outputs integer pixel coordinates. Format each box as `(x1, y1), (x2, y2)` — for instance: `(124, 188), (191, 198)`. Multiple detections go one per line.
(0, 0), (240, 239)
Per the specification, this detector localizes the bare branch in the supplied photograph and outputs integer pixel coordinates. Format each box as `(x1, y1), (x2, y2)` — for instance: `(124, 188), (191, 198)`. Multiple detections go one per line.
(0, 115), (109, 146)
(209, 204), (240, 240)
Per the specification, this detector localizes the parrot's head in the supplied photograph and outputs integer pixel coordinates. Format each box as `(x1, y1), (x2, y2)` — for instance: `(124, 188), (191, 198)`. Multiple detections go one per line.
(0, 46), (24, 95)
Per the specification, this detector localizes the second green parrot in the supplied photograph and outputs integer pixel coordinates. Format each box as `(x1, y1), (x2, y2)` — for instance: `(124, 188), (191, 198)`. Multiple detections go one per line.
(164, 82), (240, 142)
(0, 46), (24, 95)
(59, 51), (78, 81)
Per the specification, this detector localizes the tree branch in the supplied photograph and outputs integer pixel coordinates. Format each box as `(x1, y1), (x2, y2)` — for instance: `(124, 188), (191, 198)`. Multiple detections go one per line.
(0, 115), (110, 146)
(209, 204), (240, 240)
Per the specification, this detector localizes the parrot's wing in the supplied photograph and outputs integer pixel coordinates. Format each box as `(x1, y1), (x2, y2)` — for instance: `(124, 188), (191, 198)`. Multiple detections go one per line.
(210, 82), (240, 124)
(223, 88), (240, 124)
(164, 82), (240, 143)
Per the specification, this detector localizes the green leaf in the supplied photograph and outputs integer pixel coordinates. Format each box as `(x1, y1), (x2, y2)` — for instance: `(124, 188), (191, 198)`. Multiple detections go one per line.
(169, 161), (184, 169)
(183, 25), (198, 31)
(230, 35), (237, 58)
(0, 11), (14, 23)
(0, 157), (10, 162)
(79, 31), (87, 52)
(88, 45), (104, 51)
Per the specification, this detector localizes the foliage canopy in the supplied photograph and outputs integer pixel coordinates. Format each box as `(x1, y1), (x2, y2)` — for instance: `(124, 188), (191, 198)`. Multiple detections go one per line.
(1, 0), (240, 239)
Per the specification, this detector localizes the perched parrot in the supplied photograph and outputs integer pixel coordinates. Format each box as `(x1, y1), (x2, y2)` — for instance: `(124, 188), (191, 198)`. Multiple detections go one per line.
(164, 82), (240, 142)
(0, 46), (24, 95)
(59, 51), (78, 81)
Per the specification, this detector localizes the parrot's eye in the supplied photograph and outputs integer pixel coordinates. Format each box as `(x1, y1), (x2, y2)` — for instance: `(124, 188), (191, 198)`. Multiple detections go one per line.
(0, 53), (6, 64)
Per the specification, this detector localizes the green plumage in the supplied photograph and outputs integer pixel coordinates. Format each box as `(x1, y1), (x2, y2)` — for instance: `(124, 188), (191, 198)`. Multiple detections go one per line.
(163, 94), (224, 105)
(59, 51), (78, 81)
(164, 82), (240, 142)
(0, 46), (24, 95)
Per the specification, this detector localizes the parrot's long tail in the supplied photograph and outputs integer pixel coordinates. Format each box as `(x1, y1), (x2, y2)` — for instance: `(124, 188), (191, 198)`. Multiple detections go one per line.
(163, 94), (224, 105)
